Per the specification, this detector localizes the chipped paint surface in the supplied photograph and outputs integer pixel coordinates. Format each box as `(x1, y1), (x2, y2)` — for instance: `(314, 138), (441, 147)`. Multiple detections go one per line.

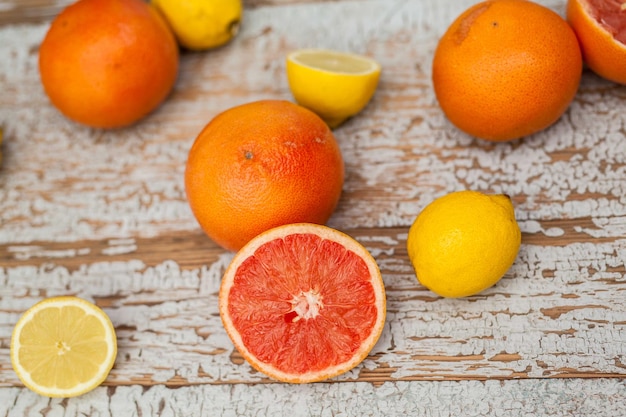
(1, 0), (625, 414)
(3, 379), (626, 416)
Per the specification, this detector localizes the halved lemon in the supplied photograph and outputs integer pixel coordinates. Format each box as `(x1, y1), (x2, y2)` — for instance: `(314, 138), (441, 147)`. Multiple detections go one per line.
(286, 49), (381, 128)
(10, 296), (117, 398)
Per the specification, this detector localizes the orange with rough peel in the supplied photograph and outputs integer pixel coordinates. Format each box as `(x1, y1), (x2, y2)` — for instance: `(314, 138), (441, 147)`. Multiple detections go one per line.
(38, 0), (179, 128)
(219, 223), (386, 383)
(567, 0), (626, 85)
(185, 100), (344, 252)
(432, 0), (582, 142)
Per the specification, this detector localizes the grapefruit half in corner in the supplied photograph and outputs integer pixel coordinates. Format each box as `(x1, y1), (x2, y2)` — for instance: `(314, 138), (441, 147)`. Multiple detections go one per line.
(219, 223), (386, 383)
(567, 0), (626, 85)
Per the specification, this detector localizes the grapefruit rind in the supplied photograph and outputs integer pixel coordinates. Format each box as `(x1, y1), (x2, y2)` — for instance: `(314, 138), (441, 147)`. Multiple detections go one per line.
(567, 0), (626, 85)
(219, 223), (386, 383)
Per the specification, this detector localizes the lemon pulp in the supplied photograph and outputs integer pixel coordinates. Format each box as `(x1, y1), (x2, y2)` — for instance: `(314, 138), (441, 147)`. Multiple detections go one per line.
(10, 296), (117, 398)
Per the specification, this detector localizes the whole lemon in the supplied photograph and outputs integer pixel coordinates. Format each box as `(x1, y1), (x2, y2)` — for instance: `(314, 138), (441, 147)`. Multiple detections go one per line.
(407, 190), (521, 298)
(152, 0), (242, 51)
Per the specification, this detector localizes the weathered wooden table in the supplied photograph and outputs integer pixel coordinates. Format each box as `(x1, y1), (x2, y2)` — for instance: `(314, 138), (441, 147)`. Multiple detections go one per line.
(1, 0), (625, 415)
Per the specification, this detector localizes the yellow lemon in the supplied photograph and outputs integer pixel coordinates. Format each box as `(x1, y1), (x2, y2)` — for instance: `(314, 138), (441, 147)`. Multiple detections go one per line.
(11, 296), (117, 398)
(152, 0), (242, 50)
(407, 190), (521, 298)
(286, 48), (381, 128)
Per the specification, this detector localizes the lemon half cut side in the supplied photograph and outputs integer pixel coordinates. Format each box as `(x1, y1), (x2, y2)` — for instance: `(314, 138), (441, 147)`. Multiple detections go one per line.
(10, 296), (117, 398)
(286, 48), (381, 128)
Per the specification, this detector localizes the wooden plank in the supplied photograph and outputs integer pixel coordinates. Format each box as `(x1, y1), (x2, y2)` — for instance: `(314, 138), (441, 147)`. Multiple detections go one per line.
(0, 0), (625, 393)
(2, 226), (625, 385)
(3, 379), (626, 416)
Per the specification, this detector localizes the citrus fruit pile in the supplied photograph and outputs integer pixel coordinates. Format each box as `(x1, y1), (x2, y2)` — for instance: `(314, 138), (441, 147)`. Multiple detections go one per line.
(15, 0), (625, 395)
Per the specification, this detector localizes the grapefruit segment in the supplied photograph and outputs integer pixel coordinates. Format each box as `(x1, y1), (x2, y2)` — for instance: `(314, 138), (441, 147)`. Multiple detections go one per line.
(219, 223), (386, 383)
(582, 0), (626, 42)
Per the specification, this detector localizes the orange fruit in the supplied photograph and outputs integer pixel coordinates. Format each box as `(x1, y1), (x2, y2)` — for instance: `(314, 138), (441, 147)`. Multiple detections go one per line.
(184, 100), (344, 252)
(219, 223), (386, 383)
(432, 0), (582, 142)
(39, 0), (179, 129)
(567, 0), (626, 85)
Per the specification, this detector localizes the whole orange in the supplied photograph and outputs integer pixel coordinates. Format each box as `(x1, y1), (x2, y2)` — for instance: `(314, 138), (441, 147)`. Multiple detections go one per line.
(567, 0), (626, 85)
(184, 100), (345, 252)
(432, 0), (582, 142)
(38, 0), (179, 128)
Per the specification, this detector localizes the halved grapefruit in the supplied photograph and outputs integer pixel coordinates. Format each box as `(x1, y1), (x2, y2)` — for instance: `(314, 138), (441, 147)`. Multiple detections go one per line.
(219, 223), (386, 383)
(567, 0), (626, 85)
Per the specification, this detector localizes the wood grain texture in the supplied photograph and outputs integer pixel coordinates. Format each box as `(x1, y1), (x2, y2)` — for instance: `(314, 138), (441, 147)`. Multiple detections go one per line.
(1, 0), (626, 414)
(3, 379), (626, 416)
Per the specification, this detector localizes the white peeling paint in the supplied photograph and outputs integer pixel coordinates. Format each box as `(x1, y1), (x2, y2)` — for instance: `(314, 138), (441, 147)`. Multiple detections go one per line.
(0, 0), (625, 411)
